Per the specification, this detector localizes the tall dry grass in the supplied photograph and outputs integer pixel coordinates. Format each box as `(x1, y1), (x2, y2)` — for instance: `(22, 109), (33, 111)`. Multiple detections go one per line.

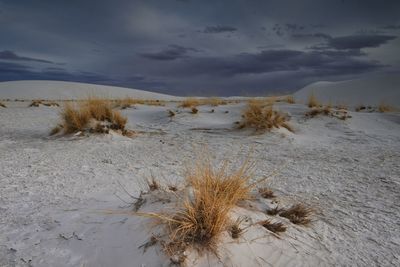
(307, 92), (319, 108)
(239, 101), (293, 132)
(58, 97), (128, 134)
(285, 95), (295, 104)
(145, 157), (254, 255)
(178, 98), (201, 108)
(378, 102), (395, 113)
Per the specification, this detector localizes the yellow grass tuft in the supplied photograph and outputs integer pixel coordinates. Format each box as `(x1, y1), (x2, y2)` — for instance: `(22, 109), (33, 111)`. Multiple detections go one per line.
(378, 102), (395, 113)
(202, 97), (228, 106)
(239, 102), (293, 132)
(145, 156), (254, 256)
(178, 98), (200, 108)
(58, 97), (129, 134)
(285, 95), (295, 104)
(307, 91), (320, 108)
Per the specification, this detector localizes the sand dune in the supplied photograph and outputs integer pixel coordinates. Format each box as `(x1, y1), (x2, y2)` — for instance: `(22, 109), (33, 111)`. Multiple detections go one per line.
(295, 74), (400, 107)
(0, 80), (180, 100)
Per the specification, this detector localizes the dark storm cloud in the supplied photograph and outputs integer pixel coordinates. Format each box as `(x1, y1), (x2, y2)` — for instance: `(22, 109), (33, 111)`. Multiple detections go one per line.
(166, 49), (382, 78)
(0, 0), (399, 95)
(139, 45), (199, 61)
(381, 24), (400, 30)
(0, 50), (54, 64)
(327, 35), (397, 50)
(203, 26), (237, 33)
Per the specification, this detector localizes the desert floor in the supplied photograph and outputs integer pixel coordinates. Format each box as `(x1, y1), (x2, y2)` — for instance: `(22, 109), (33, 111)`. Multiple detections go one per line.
(0, 101), (399, 266)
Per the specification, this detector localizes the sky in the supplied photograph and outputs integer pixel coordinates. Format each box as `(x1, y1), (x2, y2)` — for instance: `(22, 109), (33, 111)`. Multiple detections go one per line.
(0, 0), (399, 96)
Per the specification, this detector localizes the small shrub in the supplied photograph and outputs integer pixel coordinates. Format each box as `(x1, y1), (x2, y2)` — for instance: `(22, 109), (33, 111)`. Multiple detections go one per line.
(239, 102), (293, 132)
(147, 177), (159, 191)
(266, 206), (283, 216)
(258, 187), (275, 199)
(355, 105), (366, 112)
(259, 220), (287, 233)
(29, 100), (42, 107)
(111, 110), (127, 130)
(168, 110), (175, 117)
(378, 102), (395, 113)
(307, 92), (319, 108)
(229, 217), (245, 239)
(285, 95), (295, 104)
(191, 107), (198, 114)
(279, 203), (313, 225)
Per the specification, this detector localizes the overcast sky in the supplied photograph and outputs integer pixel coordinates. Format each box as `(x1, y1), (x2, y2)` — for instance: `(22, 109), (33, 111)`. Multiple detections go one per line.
(0, 0), (399, 96)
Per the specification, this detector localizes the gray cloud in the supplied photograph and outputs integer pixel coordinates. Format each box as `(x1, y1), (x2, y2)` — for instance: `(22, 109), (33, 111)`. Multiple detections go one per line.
(139, 45), (200, 61)
(328, 35), (397, 50)
(203, 25), (237, 33)
(0, 50), (54, 64)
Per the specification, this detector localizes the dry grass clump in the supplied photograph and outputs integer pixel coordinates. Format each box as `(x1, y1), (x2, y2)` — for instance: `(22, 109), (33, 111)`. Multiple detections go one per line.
(191, 107), (198, 114)
(305, 105), (331, 118)
(179, 98), (200, 108)
(258, 187), (275, 199)
(279, 204), (313, 225)
(378, 102), (395, 113)
(259, 220), (287, 234)
(202, 97), (228, 106)
(29, 100), (59, 107)
(306, 105), (351, 120)
(239, 102), (293, 132)
(0, 102), (6, 108)
(355, 105), (366, 112)
(266, 206), (283, 216)
(307, 92), (320, 108)
(168, 110), (176, 117)
(285, 95), (295, 104)
(114, 97), (165, 108)
(56, 97), (129, 135)
(146, 157), (254, 256)
(229, 217), (245, 239)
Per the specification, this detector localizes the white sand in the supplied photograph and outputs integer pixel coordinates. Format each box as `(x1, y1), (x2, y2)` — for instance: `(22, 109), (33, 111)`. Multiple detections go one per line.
(1, 97), (399, 266)
(294, 74), (400, 107)
(0, 80), (181, 100)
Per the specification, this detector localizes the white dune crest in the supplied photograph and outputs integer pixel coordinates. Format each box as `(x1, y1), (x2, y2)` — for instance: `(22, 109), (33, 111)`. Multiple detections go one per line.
(294, 74), (400, 107)
(0, 80), (181, 100)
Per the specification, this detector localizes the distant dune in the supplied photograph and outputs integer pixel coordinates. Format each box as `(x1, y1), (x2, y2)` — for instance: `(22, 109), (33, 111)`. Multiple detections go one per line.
(295, 74), (400, 107)
(0, 80), (180, 100)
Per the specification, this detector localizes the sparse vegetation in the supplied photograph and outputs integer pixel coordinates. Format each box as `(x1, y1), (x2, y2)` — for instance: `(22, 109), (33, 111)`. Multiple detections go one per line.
(0, 102), (6, 108)
(279, 203), (313, 225)
(239, 101), (293, 132)
(307, 92), (320, 108)
(306, 105), (351, 120)
(266, 206), (283, 216)
(114, 97), (165, 108)
(259, 220), (287, 234)
(179, 98), (200, 108)
(56, 97), (130, 135)
(29, 100), (59, 107)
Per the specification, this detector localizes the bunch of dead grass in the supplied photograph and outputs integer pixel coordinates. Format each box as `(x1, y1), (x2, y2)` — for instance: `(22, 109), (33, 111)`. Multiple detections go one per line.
(239, 102), (293, 132)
